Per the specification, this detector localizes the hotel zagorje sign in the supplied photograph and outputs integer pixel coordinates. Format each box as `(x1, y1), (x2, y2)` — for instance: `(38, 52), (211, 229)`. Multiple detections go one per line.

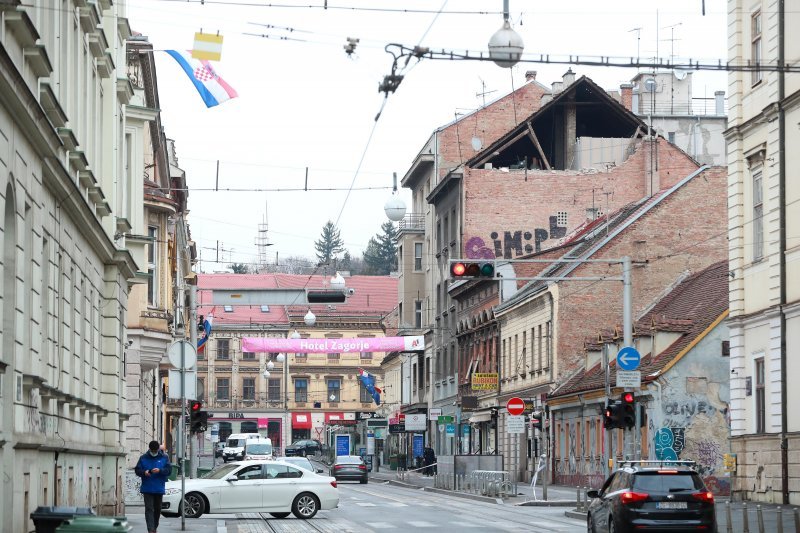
(471, 373), (499, 391)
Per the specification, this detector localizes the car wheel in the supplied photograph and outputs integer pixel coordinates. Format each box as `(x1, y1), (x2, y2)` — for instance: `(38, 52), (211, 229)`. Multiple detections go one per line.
(269, 512), (290, 519)
(360, 479), (368, 484)
(586, 513), (595, 533)
(182, 492), (205, 519)
(292, 492), (320, 519)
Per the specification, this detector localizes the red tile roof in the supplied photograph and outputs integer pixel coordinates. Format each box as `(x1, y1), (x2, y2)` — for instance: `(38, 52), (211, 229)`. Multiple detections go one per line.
(196, 273), (398, 328)
(550, 260), (729, 398)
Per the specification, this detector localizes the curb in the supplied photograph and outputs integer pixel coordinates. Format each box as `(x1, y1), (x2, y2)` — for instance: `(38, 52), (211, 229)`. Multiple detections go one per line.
(516, 500), (579, 507)
(565, 510), (586, 520)
(421, 486), (504, 505)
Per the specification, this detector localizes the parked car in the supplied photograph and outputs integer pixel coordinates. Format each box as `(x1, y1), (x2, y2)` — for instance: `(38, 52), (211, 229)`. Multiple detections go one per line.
(284, 439), (323, 457)
(161, 460), (339, 519)
(279, 456), (324, 474)
(587, 461), (716, 532)
(330, 455), (368, 484)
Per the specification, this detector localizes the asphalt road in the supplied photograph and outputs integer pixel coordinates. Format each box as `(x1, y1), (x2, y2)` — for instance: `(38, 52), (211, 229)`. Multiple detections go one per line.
(226, 481), (585, 533)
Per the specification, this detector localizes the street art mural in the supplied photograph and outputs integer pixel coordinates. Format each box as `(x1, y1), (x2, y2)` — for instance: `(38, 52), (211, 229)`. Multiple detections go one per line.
(654, 427), (686, 461)
(466, 216), (568, 259)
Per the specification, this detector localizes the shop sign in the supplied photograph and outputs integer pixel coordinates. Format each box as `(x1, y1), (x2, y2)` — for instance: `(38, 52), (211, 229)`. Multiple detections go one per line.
(471, 373), (499, 391)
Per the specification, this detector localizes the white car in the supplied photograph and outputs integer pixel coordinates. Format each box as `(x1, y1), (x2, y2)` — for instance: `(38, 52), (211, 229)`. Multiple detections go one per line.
(162, 460), (339, 519)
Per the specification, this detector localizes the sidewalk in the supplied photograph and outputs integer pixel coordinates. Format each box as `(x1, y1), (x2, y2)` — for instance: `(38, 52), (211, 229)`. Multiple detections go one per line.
(125, 505), (228, 533)
(368, 464), (578, 506)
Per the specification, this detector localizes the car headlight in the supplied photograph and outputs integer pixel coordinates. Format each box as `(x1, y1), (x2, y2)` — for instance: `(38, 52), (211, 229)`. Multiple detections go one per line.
(165, 488), (181, 495)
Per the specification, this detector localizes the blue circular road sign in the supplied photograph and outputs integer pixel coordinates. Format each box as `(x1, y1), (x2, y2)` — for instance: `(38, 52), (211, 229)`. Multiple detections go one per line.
(617, 346), (641, 371)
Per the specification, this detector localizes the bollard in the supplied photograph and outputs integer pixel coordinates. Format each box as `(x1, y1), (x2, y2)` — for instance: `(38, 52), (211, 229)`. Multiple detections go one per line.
(777, 506), (783, 533)
(756, 505), (764, 533)
(794, 507), (799, 533)
(726, 501), (733, 533)
(576, 487), (583, 512)
(743, 502), (750, 533)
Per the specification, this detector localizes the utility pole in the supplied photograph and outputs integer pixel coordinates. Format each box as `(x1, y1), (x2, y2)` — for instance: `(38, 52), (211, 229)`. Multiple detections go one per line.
(189, 285), (198, 478)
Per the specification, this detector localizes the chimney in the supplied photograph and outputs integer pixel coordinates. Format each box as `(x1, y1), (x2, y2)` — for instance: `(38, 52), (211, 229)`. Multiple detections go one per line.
(562, 68), (576, 87)
(525, 70), (537, 82)
(620, 83), (634, 111)
(552, 81), (564, 94)
(715, 90), (726, 115)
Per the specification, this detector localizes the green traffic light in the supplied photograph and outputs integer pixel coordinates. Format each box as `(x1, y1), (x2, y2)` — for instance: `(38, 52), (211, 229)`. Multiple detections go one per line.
(480, 263), (494, 277)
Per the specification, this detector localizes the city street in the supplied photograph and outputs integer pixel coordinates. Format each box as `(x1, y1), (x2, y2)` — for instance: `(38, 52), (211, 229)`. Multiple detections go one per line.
(128, 480), (586, 532)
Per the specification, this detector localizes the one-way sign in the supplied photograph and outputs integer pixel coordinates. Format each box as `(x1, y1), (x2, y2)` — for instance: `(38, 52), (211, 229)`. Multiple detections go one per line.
(616, 346), (641, 371)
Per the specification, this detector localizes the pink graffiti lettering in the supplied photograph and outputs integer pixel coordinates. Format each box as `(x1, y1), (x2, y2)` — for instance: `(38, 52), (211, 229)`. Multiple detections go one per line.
(465, 236), (495, 259)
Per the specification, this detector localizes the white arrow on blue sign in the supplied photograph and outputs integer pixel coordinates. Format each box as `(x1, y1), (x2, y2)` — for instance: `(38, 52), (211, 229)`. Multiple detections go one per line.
(617, 346), (641, 371)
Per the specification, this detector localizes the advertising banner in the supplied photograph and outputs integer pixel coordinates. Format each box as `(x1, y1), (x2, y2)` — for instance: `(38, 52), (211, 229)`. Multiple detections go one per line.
(335, 434), (351, 456)
(471, 373), (499, 391)
(413, 434), (424, 458)
(242, 335), (424, 353)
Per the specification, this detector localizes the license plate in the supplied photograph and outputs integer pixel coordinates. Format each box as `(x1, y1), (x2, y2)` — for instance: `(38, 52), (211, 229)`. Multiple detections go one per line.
(656, 502), (688, 509)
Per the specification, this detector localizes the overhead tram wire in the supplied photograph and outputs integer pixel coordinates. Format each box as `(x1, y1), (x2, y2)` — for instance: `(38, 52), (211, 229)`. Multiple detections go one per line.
(146, 0), (502, 15)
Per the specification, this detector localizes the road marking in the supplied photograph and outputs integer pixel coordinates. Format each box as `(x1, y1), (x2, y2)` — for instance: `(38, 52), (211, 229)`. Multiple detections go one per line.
(407, 521), (436, 528)
(345, 486), (419, 505)
(355, 502), (377, 507)
(449, 522), (482, 528)
(366, 523), (396, 529)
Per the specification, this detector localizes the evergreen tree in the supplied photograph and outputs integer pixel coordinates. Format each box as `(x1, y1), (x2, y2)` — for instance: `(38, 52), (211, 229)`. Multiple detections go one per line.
(314, 220), (345, 265)
(230, 263), (249, 274)
(362, 221), (398, 275)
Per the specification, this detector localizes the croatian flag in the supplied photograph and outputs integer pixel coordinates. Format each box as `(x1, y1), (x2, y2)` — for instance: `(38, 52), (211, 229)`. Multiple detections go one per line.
(165, 50), (238, 108)
(358, 368), (382, 406)
(197, 313), (214, 353)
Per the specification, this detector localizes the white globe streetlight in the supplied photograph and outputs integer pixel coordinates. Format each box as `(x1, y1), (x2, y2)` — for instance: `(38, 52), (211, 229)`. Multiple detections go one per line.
(267, 360), (275, 370)
(488, 19), (524, 68)
(262, 370), (271, 378)
(330, 272), (345, 290)
(384, 194), (406, 222)
(290, 330), (301, 340)
(304, 309), (316, 326)
(276, 353), (286, 363)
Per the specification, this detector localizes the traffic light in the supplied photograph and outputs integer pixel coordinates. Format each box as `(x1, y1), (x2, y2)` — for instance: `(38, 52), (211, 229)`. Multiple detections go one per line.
(531, 411), (543, 431)
(621, 392), (636, 429)
(189, 400), (208, 433)
(450, 261), (495, 279)
(603, 401), (619, 429)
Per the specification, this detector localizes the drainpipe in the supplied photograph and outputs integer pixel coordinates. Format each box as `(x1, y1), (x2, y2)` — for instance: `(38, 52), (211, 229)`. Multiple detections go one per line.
(778, 0), (788, 506)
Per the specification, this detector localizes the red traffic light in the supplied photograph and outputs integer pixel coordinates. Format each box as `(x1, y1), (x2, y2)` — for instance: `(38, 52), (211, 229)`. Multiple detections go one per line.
(622, 392), (635, 404)
(450, 261), (495, 279)
(451, 262), (467, 276)
(190, 400), (202, 412)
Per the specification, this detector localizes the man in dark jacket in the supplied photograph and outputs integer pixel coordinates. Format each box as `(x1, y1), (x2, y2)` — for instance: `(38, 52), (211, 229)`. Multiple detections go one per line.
(423, 445), (436, 476)
(134, 440), (172, 533)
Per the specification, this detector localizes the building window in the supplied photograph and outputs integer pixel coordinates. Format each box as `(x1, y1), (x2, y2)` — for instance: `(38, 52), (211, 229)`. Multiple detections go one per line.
(412, 363), (417, 390)
(752, 169), (764, 261)
(755, 358), (765, 433)
(668, 132), (676, 144)
(197, 379), (205, 401)
(216, 338), (230, 360)
(294, 379), (308, 402)
(223, 305), (233, 313)
(327, 379), (341, 402)
(216, 378), (230, 401)
(414, 300), (423, 328)
(360, 351), (373, 361)
(556, 211), (568, 227)
(147, 226), (157, 305)
(360, 383), (372, 403)
(414, 242), (423, 271)
(268, 379), (281, 401)
(242, 378), (255, 401)
(328, 352), (340, 362)
(242, 351), (255, 360)
(751, 11), (762, 85)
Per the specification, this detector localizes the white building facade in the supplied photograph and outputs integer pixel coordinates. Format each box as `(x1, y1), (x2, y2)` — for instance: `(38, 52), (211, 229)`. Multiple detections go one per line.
(726, 0), (800, 505)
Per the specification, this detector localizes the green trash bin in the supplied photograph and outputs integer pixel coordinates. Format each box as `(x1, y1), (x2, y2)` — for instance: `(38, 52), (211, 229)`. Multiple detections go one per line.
(55, 516), (132, 533)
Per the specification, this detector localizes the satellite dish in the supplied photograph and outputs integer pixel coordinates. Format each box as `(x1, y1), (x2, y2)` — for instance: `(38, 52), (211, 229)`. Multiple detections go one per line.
(471, 136), (483, 151)
(644, 78), (657, 92)
(674, 69), (687, 80)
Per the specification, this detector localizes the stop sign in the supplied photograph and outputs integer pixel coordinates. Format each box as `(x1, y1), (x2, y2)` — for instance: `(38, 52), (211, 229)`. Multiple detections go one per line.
(506, 397), (525, 416)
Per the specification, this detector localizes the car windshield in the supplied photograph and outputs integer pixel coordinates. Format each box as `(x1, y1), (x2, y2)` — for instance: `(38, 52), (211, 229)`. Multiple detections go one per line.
(336, 456), (363, 464)
(227, 439), (244, 447)
(247, 443), (272, 455)
(290, 441), (306, 447)
(202, 464), (240, 479)
(632, 472), (702, 492)
(284, 458), (314, 471)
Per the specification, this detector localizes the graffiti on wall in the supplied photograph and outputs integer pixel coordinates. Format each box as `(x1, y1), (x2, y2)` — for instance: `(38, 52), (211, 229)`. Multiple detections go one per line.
(466, 216), (567, 259)
(654, 427), (686, 461)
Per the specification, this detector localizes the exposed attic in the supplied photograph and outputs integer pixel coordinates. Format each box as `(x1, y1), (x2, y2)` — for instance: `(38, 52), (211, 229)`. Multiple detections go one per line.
(468, 74), (650, 171)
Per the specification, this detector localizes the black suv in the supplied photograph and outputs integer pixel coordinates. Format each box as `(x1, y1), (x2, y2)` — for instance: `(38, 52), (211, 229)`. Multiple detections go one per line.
(587, 460), (716, 532)
(284, 439), (322, 457)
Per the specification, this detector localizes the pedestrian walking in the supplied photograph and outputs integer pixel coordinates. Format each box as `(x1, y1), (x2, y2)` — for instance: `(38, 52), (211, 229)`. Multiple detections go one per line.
(423, 445), (436, 476)
(134, 440), (172, 533)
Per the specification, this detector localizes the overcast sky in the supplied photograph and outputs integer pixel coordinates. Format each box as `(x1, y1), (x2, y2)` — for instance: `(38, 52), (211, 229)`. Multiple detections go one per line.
(124, 0), (727, 273)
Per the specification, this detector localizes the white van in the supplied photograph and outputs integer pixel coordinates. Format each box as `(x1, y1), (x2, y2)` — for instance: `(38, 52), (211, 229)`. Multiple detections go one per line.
(243, 437), (273, 460)
(222, 432), (260, 462)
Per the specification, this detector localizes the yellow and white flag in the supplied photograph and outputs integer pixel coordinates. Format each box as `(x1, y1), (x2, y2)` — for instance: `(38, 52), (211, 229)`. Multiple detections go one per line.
(192, 32), (223, 62)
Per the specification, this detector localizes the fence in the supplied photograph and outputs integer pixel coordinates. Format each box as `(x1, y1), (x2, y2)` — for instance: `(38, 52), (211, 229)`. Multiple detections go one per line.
(433, 469), (517, 498)
(718, 502), (800, 533)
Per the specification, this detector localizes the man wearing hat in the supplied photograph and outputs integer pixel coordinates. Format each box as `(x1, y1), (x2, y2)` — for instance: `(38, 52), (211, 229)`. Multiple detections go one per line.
(134, 440), (172, 533)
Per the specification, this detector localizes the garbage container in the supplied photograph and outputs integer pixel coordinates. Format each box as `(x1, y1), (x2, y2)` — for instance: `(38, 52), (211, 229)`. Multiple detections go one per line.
(55, 516), (132, 533)
(31, 507), (96, 533)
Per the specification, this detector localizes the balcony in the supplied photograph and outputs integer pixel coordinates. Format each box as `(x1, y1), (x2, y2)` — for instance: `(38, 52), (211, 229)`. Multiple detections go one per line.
(398, 214), (425, 233)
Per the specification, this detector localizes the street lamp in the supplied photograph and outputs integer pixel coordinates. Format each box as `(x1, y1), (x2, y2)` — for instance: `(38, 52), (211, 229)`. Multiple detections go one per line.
(280, 330), (302, 454)
(304, 309), (316, 327)
(384, 172), (406, 222)
(487, 0), (524, 68)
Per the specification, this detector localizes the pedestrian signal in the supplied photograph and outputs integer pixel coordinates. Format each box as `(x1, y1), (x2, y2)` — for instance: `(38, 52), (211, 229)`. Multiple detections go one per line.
(450, 261), (495, 279)
(189, 400), (208, 433)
